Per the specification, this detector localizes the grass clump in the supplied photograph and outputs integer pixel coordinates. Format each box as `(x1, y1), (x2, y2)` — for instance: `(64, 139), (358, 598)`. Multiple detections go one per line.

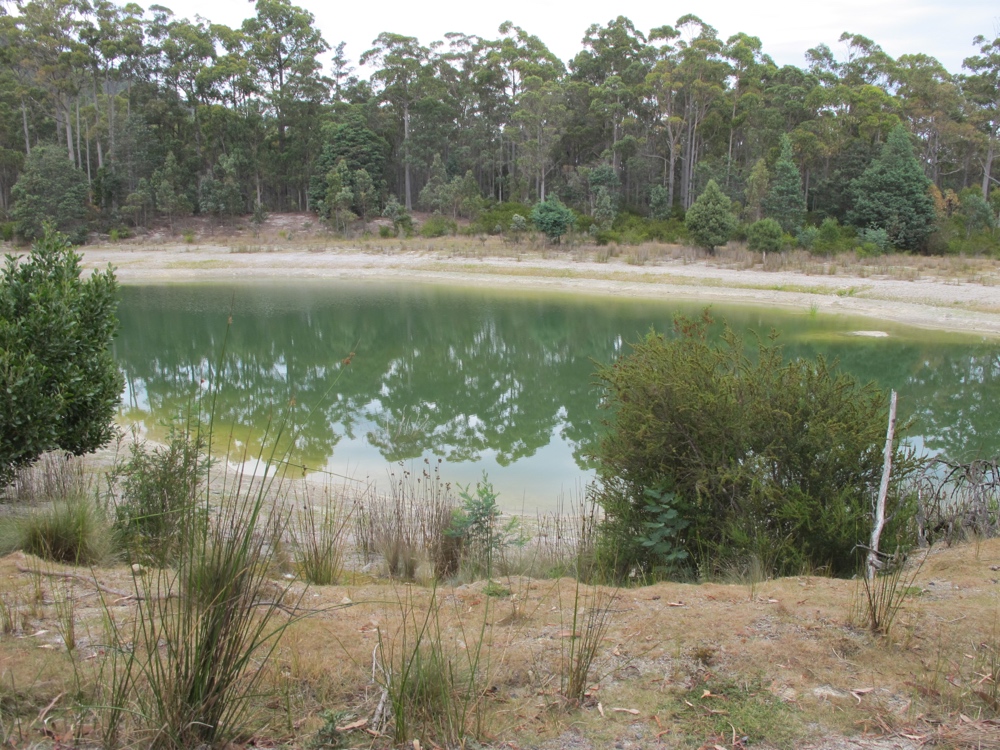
(374, 586), (489, 746)
(291, 485), (353, 585)
(18, 495), (112, 565)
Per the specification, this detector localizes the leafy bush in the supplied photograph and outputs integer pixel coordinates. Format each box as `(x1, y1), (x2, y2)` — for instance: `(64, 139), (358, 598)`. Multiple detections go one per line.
(592, 312), (914, 579)
(531, 196), (575, 243)
(108, 427), (206, 565)
(471, 201), (533, 234)
(0, 222), (14, 242)
(685, 180), (737, 252)
(449, 473), (521, 578)
(0, 228), (123, 488)
(857, 226), (891, 254)
(796, 225), (819, 250)
(746, 218), (784, 252)
(419, 213), (457, 238)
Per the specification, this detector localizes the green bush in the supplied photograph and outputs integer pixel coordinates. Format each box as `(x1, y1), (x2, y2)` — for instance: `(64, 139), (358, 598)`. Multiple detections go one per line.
(592, 313), (914, 579)
(0, 222), (14, 242)
(419, 213), (457, 238)
(379, 224), (395, 238)
(531, 196), (575, 243)
(19, 495), (112, 565)
(685, 180), (737, 252)
(746, 218), (784, 252)
(471, 202), (533, 234)
(1, 228), (123, 488)
(108, 427), (206, 565)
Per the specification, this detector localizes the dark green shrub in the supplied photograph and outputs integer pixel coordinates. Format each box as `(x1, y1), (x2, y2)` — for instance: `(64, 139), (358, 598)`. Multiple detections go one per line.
(0, 222), (14, 242)
(746, 218), (784, 252)
(531, 196), (575, 243)
(592, 313), (914, 579)
(1, 228), (123, 487)
(419, 213), (457, 238)
(471, 202), (533, 234)
(379, 224), (394, 238)
(685, 180), (737, 252)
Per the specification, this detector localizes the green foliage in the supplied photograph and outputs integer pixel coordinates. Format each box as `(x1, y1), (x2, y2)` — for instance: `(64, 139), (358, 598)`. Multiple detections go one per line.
(857, 226), (891, 254)
(743, 159), (769, 222)
(746, 218), (784, 252)
(531, 195), (575, 242)
(796, 225), (819, 250)
(472, 202), (534, 234)
(0, 223), (15, 242)
(592, 313), (914, 578)
(19, 495), (113, 565)
(637, 487), (689, 572)
(762, 135), (805, 233)
(382, 195), (413, 236)
(419, 213), (457, 238)
(592, 186), (617, 230)
(0, 229), (123, 488)
(848, 124), (936, 251)
(310, 115), (388, 213)
(11, 147), (89, 241)
(107, 427), (206, 566)
(198, 155), (244, 218)
(449, 473), (521, 577)
(648, 184), (671, 221)
(685, 179), (737, 252)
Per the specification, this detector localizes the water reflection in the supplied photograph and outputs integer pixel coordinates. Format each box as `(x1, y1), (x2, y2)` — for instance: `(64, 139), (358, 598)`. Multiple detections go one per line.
(115, 282), (1000, 508)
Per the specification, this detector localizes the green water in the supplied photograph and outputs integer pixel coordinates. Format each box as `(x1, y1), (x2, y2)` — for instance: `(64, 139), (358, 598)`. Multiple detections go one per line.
(115, 281), (1000, 509)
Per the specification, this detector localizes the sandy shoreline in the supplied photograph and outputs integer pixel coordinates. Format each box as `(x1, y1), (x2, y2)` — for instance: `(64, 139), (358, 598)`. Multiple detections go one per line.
(78, 243), (1000, 337)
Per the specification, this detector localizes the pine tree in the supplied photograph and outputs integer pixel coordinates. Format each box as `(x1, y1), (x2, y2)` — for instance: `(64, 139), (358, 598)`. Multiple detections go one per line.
(685, 180), (737, 253)
(762, 136), (805, 233)
(848, 124), (936, 251)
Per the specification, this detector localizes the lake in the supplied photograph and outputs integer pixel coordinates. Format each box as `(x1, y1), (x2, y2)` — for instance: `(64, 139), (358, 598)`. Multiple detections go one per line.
(115, 281), (1000, 510)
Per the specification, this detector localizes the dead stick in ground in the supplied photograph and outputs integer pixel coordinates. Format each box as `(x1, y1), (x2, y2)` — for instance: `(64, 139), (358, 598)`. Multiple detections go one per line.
(867, 389), (898, 580)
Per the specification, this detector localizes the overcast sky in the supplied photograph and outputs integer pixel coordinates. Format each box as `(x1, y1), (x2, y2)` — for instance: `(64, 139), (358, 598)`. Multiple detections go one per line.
(156, 0), (998, 76)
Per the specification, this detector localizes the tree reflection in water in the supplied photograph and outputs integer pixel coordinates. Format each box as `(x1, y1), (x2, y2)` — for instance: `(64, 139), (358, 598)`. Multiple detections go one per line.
(115, 282), (1000, 509)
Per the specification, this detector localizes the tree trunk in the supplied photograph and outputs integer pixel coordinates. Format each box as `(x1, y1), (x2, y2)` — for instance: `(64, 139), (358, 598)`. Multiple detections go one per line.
(403, 102), (412, 211)
(21, 100), (30, 155)
(76, 99), (82, 170)
(983, 133), (996, 200)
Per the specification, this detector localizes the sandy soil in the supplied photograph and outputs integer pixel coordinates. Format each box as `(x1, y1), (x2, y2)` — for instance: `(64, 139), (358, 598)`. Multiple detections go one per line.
(76, 242), (1000, 338)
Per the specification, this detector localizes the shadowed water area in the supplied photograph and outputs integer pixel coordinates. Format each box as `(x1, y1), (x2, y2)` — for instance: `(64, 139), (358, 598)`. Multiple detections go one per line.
(115, 281), (1000, 510)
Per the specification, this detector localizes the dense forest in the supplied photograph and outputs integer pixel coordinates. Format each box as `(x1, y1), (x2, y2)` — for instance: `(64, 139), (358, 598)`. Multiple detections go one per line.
(1, 0), (999, 253)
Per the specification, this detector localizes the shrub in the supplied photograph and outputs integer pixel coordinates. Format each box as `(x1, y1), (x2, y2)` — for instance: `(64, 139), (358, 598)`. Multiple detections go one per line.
(592, 312), (915, 579)
(107, 426), (206, 565)
(0, 222), (14, 242)
(471, 202), (533, 234)
(857, 226), (891, 254)
(449, 473), (522, 578)
(0, 228), (123, 488)
(746, 218), (784, 252)
(796, 225), (819, 250)
(531, 196), (575, 243)
(419, 213), (457, 238)
(685, 180), (737, 252)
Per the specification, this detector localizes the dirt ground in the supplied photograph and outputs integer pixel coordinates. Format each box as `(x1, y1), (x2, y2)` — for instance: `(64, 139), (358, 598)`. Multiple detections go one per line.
(1, 534), (999, 749)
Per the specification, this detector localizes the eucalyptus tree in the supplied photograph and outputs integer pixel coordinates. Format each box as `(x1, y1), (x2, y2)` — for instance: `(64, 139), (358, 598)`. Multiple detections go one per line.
(242, 0), (329, 208)
(513, 75), (566, 201)
(362, 33), (431, 210)
(963, 34), (1000, 198)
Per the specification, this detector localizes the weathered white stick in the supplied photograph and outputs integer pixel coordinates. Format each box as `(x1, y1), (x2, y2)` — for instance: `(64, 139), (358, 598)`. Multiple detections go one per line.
(867, 390), (898, 580)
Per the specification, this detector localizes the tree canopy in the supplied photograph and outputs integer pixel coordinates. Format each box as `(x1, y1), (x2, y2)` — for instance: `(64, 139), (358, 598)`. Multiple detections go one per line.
(0, 4), (996, 253)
